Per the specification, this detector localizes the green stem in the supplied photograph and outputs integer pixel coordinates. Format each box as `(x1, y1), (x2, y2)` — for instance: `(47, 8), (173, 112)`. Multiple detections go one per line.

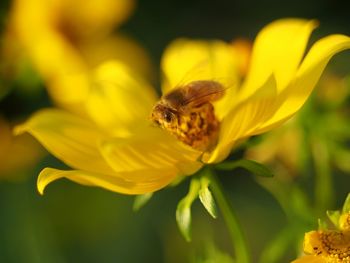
(209, 169), (250, 263)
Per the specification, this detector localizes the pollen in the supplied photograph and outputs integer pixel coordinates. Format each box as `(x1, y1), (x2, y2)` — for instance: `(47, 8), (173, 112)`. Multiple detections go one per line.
(304, 230), (350, 262)
(175, 103), (220, 151)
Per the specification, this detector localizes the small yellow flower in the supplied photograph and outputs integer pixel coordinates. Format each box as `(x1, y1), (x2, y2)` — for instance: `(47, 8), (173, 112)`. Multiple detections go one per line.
(6, 0), (151, 110)
(16, 19), (350, 195)
(293, 213), (350, 263)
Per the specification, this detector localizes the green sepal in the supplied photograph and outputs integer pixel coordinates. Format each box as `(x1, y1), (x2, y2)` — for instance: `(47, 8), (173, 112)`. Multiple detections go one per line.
(216, 159), (274, 178)
(133, 193), (153, 211)
(326, 210), (341, 228)
(199, 175), (217, 219)
(342, 193), (350, 213)
(176, 178), (200, 242)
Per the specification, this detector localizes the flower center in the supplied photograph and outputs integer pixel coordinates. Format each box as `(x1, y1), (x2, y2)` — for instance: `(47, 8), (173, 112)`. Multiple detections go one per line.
(304, 230), (350, 262)
(150, 80), (225, 151)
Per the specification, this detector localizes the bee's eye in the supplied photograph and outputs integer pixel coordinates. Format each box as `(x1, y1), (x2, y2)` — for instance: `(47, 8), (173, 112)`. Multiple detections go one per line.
(164, 111), (173, 123)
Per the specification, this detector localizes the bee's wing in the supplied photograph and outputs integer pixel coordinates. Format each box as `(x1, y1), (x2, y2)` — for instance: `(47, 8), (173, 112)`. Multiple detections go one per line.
(182, 80), (226, 107)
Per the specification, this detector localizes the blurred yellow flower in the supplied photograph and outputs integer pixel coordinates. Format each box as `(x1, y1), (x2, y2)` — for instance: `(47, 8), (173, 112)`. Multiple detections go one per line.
(16, 19), (350, 195)
(245, 119), (302, 176)
(0, 116), (44, 179)
(6, 0), (152, 110)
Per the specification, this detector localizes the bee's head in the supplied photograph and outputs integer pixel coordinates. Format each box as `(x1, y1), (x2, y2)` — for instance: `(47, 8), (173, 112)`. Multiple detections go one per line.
(150, 103), (176, 128)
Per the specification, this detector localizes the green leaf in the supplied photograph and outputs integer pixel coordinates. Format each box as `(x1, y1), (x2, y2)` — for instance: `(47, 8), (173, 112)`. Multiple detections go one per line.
(176, 178), (200, 242)
(343, 193), (350, 213)
(327, 210), (341, 228)
(133, 193), (153, 211)
(199, 175), (217, 219)
(217, 159), (274, 178)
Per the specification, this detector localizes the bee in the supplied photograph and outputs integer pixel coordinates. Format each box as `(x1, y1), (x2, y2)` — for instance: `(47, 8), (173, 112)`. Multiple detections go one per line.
(151, 80), (225, 151)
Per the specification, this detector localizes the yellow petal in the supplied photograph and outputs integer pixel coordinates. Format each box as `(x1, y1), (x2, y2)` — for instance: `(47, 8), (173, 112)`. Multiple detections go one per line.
(207, 33), (350, 162)
(204, 97), (276, 163)
(203, 75), (277, 163)
(255, 34), (350, 133)
(38, 167), (176, 195)
(100, 126), (203, 179)
(239, 19), (317, 100)
(161, 38), (239, 119)
(86, 61), (158, 134)
(14, 109), (115, 175)
(161, 38), (238, 90)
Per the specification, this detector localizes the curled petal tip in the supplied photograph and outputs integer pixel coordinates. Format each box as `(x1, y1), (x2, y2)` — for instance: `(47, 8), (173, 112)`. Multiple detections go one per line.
(37, 185), (45, 196)
(37, 168), (62, 196)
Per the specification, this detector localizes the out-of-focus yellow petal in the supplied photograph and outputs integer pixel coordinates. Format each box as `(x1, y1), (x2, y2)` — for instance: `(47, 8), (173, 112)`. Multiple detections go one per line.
(0, 117), (44, 177)
(60, 0), (135, 39)
(240, 19), (317, 100)
(230, 38), (252, 77)
(100, 126), (203, 179)
(255, 34), (350, 133)
(38, 167), (176, 195)
(85, 61), (157, 134)
(161, 38), (239, 120)
(80, 34), (154, 82)
(291, 255), (325, 263)
(14, 109), (114, 175)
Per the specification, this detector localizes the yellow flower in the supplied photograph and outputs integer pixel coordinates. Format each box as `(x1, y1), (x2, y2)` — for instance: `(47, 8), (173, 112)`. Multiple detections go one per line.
(7, 0), (152, 110)
(293, 213), (350, 263)
(16, 19), (350, 195)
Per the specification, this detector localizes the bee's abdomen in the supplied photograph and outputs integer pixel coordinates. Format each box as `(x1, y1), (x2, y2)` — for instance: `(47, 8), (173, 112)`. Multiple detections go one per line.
(175, 103), (219, 151)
